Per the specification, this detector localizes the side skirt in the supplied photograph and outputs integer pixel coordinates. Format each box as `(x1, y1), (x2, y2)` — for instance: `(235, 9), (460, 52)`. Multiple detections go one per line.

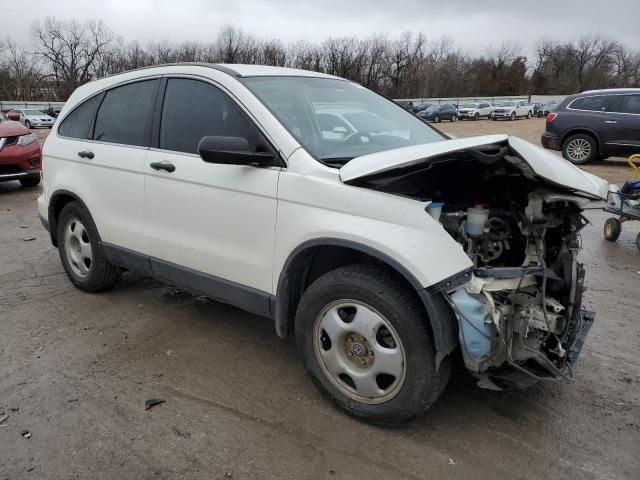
(101, 243), (273, 319)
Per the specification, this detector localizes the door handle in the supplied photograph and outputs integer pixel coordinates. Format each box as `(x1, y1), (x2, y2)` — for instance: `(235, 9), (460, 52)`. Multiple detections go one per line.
(77, 150), (94, 159)
(150, 161), (176, 173)
(605, 120), (618, 124)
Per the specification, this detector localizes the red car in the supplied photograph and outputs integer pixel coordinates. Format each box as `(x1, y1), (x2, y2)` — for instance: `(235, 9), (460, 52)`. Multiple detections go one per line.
(0, 111), (41, 187)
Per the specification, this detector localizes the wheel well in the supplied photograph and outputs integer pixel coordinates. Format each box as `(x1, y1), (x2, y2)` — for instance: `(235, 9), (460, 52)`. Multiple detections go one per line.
(561, 129), (600, 153)
(275, 244), (420, 339)
(49, 192), (80, 246)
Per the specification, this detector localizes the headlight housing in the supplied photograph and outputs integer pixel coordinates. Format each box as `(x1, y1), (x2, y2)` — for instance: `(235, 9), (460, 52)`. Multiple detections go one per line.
(17, 133), (36, 146)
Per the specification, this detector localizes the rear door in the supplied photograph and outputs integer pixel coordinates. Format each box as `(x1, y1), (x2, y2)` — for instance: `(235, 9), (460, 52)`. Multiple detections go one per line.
(71, 78), (159, 254)
(613, 94), (640, 150)
(144, 77), (280, 312)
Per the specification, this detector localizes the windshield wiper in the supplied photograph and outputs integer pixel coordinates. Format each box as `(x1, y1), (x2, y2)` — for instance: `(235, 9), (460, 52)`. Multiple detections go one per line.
(321, 157), (354, 167)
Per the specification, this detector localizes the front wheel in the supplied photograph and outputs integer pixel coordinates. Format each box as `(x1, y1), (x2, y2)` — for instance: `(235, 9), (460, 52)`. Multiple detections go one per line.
(19, 176), (40, 188)
(451, 115), (457, 122)
(294, 265), (449, 425)
(473, 113), (479, 121)
(510, 112), (516, 121)
(57, 201), (118, 292)
(433, 115), (440, 123)
(636, 232), (640, 251)
(527, 111), (532, 119)
(25, 120), (32, 129)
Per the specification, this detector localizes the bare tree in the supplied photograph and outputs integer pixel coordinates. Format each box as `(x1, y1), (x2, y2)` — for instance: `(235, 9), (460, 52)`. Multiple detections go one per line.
(32, 17), (115, 98)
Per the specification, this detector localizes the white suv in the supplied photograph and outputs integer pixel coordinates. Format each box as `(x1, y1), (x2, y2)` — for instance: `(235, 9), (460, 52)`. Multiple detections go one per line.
(38, 64), (608, 425)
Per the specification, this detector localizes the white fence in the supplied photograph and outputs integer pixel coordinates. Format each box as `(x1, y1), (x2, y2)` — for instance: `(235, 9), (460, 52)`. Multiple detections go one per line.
(1, 101), (66, 111)
(397, 94), (569, 107)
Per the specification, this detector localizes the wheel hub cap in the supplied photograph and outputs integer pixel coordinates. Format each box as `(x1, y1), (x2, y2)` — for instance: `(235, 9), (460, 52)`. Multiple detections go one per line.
(63, 217), (93, 278)
(313, 300), (406, 404)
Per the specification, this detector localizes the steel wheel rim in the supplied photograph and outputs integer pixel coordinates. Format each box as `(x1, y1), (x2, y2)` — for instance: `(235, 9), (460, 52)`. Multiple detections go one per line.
(63, 217), (93, 278)
(567, 138), (592, 161)
(313, 299), (406, 404)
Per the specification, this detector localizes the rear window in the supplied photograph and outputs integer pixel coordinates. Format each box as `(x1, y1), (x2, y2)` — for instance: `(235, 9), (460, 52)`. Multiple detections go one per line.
(93, 79), (158, 146)
(58, 94), (103, 139)
(569, 95), (610, 111)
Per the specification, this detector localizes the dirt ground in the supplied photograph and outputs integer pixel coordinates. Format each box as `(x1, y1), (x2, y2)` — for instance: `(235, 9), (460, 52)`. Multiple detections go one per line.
(1, 121), (639, 479)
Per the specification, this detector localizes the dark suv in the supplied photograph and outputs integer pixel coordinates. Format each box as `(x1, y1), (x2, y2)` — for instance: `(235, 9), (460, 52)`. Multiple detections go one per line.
(541, 89), (640, 164)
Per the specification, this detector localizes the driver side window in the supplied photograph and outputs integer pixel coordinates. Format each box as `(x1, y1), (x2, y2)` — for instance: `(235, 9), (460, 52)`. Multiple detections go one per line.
(160, 78), (259, 154)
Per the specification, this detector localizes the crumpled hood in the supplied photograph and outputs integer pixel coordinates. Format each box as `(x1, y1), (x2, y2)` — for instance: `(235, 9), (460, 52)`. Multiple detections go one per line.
(339, 135), (609, 200)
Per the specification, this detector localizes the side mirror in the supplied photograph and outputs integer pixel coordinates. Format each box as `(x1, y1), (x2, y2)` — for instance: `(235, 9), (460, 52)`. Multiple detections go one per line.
(198, 136), (279, 167)
(7, 112), (20, 121)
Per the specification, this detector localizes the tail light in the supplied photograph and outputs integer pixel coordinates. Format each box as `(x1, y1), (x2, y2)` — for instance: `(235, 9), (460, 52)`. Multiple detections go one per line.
(546, 113), (558, 123)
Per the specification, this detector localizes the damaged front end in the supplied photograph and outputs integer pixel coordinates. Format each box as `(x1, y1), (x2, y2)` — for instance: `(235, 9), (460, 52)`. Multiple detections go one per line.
(341, 135), (607, 389)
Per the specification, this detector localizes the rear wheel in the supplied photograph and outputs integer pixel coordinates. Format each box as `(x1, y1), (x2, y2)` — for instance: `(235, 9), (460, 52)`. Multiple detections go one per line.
(294, 265), (449, 425)
(604, 218), (622, 242)
(57, 202), (118, 292)
(562, 133), (597, 165)
(19, 176), (40, 188)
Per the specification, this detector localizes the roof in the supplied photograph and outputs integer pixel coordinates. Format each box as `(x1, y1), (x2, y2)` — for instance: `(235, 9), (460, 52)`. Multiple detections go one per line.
(579, 88), (640, 95)
(219, 64), (340, 79)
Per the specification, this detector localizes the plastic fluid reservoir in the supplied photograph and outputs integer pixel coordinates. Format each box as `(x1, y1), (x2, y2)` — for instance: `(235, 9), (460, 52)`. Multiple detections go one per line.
(450, 288), (493, 363)
(466, 204), (489, 237)
(425, 202), (444, 221)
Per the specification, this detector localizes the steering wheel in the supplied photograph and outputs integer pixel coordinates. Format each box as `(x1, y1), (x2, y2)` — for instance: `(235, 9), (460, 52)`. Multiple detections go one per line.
(343, 131), (371, 146)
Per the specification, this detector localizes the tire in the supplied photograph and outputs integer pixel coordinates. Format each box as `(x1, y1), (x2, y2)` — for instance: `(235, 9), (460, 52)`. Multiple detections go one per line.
(492, 116), (497, 121)
(19, 176), (40, 188)
(294, 265), (449, 426)
(603, 218), (622, 242)
(25, 120), (32, 129)
(451, 115), (457, 122)
(434, 115), (440, 123)
(473, 113), (479, 121)
(562, 133), (597, 165)
(526, 111), (532, 119)
(636, 232), (640, 251)
(57, 201), (118, 292)
(510, 112), (516, 121)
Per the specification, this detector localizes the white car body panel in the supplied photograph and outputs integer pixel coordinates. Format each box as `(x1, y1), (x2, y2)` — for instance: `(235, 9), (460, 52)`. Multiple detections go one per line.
(273, 148), (473, 292)
(340, 135), (609, 199)
(492, 101), (531, 118)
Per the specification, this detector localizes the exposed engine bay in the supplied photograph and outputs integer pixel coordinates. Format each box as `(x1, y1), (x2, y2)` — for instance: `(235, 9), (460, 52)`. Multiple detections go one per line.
(350, 143), (599, 388)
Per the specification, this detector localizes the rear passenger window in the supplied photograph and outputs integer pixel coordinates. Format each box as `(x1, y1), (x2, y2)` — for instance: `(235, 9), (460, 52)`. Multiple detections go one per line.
(570, 96), (610, 111)
(159, 78), (259, 154)
(94, 80), (158, 146)
(620, 95), (640, 115)
(58, 94), (102, 139)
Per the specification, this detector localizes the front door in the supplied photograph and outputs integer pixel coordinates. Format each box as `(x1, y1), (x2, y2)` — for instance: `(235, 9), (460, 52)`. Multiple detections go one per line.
(144, 78), (280, 314)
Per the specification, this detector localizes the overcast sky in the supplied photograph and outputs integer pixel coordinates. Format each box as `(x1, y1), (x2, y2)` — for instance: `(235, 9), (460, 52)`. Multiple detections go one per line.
(2, 0), (639, 55)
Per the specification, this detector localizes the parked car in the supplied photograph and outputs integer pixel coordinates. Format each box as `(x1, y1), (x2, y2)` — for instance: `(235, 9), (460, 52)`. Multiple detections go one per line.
(532, 103), (544, 117)
(0, 111), (42, 187)
(457, 102), (493, 120)
(38, 64), (607, 425)
(542, 88), (640, 164)
(413, 103), (432, 113)
(537, 101), (560, 117)
(418, 104), (458, 122)
(491, 101), (532, 120)
(8, 109), (55, 129)
(43, 106), (63, 118)
(395, 100), (415, 111)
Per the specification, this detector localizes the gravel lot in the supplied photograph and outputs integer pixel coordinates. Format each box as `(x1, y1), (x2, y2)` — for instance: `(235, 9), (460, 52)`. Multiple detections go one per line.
(1, 120), (639, 479)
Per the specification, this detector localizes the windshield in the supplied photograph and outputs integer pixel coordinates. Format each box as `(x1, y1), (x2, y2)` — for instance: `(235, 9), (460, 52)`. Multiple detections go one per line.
(24, 110), (44, 115)
(242, 77), (444, 165)
(497, 101), (517, 107)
